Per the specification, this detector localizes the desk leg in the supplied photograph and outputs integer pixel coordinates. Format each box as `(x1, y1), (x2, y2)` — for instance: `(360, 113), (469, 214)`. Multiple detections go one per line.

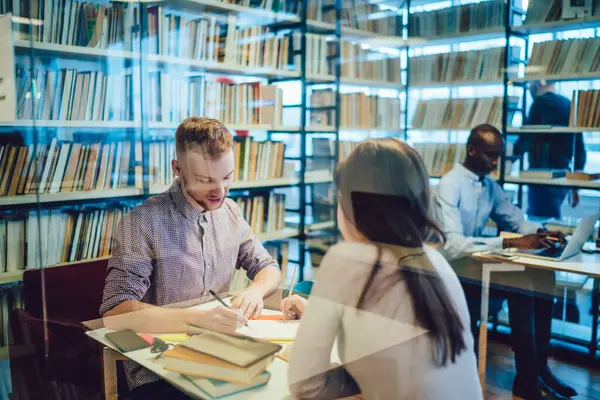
(590, 278), (600, 358)
(478, 263), (525, 392)
(103, 347), (126, 400)
(478, 265), (491, 391)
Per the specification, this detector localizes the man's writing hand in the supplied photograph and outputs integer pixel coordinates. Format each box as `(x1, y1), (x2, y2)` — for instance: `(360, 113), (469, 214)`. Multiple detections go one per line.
(185, 307), (247, 333)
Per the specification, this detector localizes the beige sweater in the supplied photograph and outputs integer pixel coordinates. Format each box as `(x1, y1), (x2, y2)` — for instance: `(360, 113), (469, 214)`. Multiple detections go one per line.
(288, 241), (482, 400)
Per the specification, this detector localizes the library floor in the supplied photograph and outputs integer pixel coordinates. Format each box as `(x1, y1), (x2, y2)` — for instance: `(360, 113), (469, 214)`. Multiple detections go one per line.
(484, 341), (600, 399)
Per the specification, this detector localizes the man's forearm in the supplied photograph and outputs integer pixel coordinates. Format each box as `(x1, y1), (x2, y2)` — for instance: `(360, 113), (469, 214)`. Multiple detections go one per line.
(248, 265), (281, 296)
(102, 300), (197, 333)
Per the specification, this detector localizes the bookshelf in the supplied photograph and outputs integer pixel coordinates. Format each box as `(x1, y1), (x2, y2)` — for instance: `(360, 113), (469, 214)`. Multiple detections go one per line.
(0, 0), (347, 358)
(403, 0), (600, 360)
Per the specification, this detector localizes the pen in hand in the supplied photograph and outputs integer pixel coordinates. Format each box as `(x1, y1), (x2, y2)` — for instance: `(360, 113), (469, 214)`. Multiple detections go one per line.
(209, 289), (248, 327)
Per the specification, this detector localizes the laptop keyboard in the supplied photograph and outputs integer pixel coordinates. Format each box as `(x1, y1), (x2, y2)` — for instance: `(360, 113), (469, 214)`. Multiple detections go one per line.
(535, 246), (564, 258)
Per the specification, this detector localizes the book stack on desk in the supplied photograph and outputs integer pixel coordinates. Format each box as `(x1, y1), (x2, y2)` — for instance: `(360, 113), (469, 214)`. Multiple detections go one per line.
(156, 332), (280, 399)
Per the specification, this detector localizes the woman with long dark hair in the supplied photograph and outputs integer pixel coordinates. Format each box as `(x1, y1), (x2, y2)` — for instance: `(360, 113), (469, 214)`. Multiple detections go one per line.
(284, 139), (481, 399)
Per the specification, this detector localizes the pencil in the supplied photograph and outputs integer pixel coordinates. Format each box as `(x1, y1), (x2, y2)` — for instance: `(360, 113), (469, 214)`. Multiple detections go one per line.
(288, 265), (298, 298)
(209, 289), (230, 308)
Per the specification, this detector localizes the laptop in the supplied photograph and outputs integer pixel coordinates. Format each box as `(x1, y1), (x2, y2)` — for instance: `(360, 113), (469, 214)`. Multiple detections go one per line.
(514, 213), (600, 262)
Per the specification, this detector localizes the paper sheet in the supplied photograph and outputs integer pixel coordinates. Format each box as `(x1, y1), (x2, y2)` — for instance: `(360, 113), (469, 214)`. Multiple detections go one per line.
(237, 320), (300, 341)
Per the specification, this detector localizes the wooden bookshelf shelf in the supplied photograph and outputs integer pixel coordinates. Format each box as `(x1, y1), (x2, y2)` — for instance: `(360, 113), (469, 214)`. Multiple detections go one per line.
(0, 188), (143, 206)
(256, 227), (299, 242)
(1, 120), (139, 129)
(305, 174), (333, 184)
(147, 54), (300, 79)
(307, 220), (336, 232)
(306, 20), (384, 40)
(149, 177), (301, 195)
(340, 127), (404, 133)
(511, 72), (600, 84)
(507, 127), (600, 134)
(410, 79), (504, 89)
(408, 128), (470, 132)
(165, 0), (299, 25)
(505, 177), (600, 190)
(148, 122), (299, 131)
(512, 18), (600, 36)
(341, 77), (403, 90)
(0, 271), (24, 285)
(309, 74), (403, 90)
(409, 27), (506, 48)
(305, 125), (338, 133)
(13, 40), (139, 61)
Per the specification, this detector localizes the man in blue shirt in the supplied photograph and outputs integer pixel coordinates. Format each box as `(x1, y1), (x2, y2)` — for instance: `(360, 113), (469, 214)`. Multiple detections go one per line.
(515, 80), (586, 218)
(433, 124), (576, 400)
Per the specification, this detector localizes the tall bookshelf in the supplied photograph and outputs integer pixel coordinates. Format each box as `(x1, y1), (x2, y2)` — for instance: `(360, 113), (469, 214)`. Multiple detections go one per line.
(404, 0), (600, 359)
(0, 1), (410, 383)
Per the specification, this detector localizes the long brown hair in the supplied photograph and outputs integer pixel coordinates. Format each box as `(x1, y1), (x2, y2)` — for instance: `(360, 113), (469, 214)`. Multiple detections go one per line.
(334, 138), (466, 367)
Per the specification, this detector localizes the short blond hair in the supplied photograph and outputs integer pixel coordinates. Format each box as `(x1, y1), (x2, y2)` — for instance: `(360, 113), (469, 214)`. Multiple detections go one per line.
(175, 117), (233, 157)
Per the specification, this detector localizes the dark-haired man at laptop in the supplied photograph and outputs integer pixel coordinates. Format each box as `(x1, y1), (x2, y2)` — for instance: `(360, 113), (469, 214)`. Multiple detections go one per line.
(433, 124), (576, 399)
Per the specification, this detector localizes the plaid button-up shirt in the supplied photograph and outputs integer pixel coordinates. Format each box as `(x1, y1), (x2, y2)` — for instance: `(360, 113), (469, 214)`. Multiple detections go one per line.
(100, 180), (277, 390)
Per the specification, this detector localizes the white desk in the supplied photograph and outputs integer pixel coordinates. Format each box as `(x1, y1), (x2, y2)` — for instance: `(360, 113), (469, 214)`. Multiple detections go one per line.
(86, 299), (343, 400)
(471, 251), (600, 389)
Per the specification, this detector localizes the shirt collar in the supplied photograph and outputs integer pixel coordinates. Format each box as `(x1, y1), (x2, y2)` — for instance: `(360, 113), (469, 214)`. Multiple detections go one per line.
(169, 179), (206, 223)
(456, 163), (484, 184)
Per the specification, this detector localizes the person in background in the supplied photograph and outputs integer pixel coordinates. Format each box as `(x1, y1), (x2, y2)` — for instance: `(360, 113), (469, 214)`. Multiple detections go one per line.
(433, 124), (576, 400)
(100, 117), (281, 400)
(514, 80), (587, 219)
(283, 138), (482, 399)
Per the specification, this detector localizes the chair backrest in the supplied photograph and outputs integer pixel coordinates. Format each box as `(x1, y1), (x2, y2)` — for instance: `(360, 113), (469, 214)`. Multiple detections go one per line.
(23, 258), (109, 323)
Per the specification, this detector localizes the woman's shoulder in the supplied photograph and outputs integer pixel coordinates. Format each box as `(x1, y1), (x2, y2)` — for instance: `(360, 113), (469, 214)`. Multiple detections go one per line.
(423, 245), (461, 283)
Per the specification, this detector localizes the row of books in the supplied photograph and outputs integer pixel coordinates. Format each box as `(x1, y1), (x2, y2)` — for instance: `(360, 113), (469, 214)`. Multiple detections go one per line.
(571, 90), (600, 128)
(308, 0), (401, 35)
(230, 242), (288, 292)
(290, 32), (328, 77)
(0, 284), (22, 346)
(147, 9), (291, 70)
(148, 75), (283, 126)
(524, 0), (600, 25)
(409, 47), (510, 85)
(310, 89), (402, 129)
(412, 143), (466, 178)
(145, 137), (291, 188)
(0, 204), (133, 272)
(526, 38), (600, 77)
(234, 137), (288, 182)
(408, 0), (505, 38)
(518, 170), (600, 181)
(16, 68), (139, 122)
(411, 96), (518, 130)
(234, 192), (286, 235)
(4, 0), (139, 50)
(0, 140), (142, 197)
(339, 40), (402, 83)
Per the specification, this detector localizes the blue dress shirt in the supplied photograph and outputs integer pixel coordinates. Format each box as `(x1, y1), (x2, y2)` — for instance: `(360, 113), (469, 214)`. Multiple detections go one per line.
(433, 163), (541, 261)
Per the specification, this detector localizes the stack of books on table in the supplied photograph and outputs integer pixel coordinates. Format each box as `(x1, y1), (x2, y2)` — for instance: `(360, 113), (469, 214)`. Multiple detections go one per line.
(156, 331), (280, 399)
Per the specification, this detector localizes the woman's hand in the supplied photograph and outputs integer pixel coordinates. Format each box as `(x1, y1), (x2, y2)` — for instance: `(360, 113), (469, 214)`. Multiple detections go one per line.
(280, 295), (307, 320)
